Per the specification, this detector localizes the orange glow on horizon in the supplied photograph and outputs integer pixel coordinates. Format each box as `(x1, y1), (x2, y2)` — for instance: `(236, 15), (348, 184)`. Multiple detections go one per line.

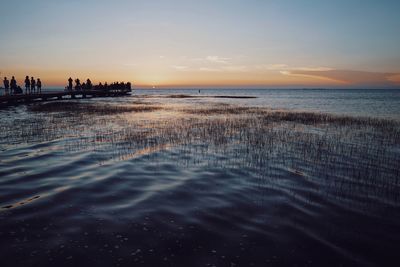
(2, 67), (399, 88)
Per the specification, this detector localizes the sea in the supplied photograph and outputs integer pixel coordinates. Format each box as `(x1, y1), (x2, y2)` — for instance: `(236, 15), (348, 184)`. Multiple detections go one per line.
(134, 88), (400, 119)
(0, 88), (399, 266)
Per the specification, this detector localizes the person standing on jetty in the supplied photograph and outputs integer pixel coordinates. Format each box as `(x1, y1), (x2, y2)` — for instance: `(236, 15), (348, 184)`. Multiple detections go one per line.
(30, 77), (36, 94)
(3, 77), (10, 95)
(86, 79), (92, 90)
(24, 76), (30, 94)
(75, 78), (81, 91)
(68, 77), (73, 91)
(10, 76), (17, 95)
(37, 78), (42, 93)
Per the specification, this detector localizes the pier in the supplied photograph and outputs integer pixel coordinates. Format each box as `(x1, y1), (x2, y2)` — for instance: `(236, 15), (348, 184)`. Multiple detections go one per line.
(0, 89), (132, 107)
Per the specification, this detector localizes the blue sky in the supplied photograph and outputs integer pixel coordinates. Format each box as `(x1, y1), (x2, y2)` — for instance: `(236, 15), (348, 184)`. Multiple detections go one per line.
(1, 0), (399, 88)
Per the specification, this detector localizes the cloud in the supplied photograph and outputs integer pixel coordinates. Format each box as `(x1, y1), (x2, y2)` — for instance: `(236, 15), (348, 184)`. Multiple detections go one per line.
(256, 64), (289, 70)
(256, 64), (333, 72)
(171, 65), (189, 71)
(198, 66), (248, 72)
(284, 69), (400, 86)
(191, 56), (232, 64)
(295, 67), (334, 71)
(199, 67), (222, 72)
(205, 56), (231, 64)
(388, 74), (400, 83)
(279, 70), (291, 75)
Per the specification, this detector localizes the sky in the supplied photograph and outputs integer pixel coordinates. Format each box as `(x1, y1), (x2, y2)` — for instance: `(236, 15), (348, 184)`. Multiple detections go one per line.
(0, 0), (400, 88)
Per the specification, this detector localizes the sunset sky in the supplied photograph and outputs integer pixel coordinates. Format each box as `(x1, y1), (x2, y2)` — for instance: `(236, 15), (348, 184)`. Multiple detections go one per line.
(1, 0), (400, 88)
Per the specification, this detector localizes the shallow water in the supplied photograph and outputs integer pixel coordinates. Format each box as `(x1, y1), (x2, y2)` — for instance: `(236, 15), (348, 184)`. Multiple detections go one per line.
(134, 88), (400, 120)
(0, 93), (400, 267)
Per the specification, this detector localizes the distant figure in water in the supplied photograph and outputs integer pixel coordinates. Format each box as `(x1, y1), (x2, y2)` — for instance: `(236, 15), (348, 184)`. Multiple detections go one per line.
(37, 78), (42, 93)
(199, 89), (201, 94)
(30, 77), (36, 94)
(10, 76), (17, 95)
(3, 77), (10, 95)
(75, 78), (81, 91)
(68, 77), (73, 91)
(25, 76), (30, 94)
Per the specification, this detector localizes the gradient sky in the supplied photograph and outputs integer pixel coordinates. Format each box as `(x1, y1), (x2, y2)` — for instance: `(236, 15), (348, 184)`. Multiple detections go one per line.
(1, 0), (400, 88)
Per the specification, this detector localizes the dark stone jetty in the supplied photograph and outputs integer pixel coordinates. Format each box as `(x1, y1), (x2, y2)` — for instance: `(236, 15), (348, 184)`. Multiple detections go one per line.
(0, 88), (131, 107)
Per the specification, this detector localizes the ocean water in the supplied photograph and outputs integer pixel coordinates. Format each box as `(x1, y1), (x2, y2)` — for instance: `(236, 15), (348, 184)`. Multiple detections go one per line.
(135, 88), (400, 119)
(0, 89), (400, 267)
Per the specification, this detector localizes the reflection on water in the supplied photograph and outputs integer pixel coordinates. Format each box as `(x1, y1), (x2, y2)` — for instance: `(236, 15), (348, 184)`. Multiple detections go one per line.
(0, 97), (400, 267)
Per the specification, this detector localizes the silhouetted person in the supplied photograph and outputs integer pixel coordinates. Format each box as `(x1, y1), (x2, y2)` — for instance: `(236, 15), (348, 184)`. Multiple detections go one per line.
(15, 86), (23, 94)
(68, 77), (73, 91)
(86, 79), (92, 90)
(37, 78), (42, 93)
(96, 82), (103, 90)
(75, 78), (81, 91)
(25, 76), (30, 94)
(81, 82), (86, 90)
(3, 77), (10, 95)
(10, 76), (17, 95)
(31, 77), (36, 94)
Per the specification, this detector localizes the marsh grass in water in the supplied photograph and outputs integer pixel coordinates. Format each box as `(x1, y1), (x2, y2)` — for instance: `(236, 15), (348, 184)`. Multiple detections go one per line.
(28, 101), (161, 114)
(2, 103), (399, 206)
(140, 94), (257, 99)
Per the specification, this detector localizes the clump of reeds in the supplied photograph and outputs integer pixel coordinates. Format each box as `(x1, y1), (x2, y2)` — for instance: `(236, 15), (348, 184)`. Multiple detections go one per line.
(182, 106), (260, 115)
(165, 94), (194, 98)
(29, 102), (162, 114)
(164, 94), (257, 99)
(183, 105), (399, 131)
(138, 94), (257, 99)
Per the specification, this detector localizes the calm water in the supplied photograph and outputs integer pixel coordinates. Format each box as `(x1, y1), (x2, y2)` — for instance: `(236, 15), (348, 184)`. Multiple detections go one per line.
(0, 89), (400, 267)
(135, 88), (400, 120)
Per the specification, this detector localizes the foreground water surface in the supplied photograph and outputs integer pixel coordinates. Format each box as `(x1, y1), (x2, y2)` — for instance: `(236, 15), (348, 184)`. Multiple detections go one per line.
(0, 89), (400, 266)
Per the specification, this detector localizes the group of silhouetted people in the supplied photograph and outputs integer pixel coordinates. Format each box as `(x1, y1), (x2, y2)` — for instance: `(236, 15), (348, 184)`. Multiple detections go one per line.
(2, 76), (132, 96)
(66, 77), (93, 91)
(2, 76), (41, 95)
(66, 77), (131, 92)
(24, 76), (42, 94)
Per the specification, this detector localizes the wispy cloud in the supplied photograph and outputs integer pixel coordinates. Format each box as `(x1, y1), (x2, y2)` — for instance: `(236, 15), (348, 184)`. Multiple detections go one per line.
(284, 69), (400, 85)
(295, 67), (334, 72)
(205, 56), (231, 64)
(199, 67), (222, 72)
(279, 70), (291, 75)
(171, 65), (189, 71)
(198, 66), (248, 72)
(190, 56), (232, 64)
(256, 64), (289, 70)
(256, 64), (332, 72)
